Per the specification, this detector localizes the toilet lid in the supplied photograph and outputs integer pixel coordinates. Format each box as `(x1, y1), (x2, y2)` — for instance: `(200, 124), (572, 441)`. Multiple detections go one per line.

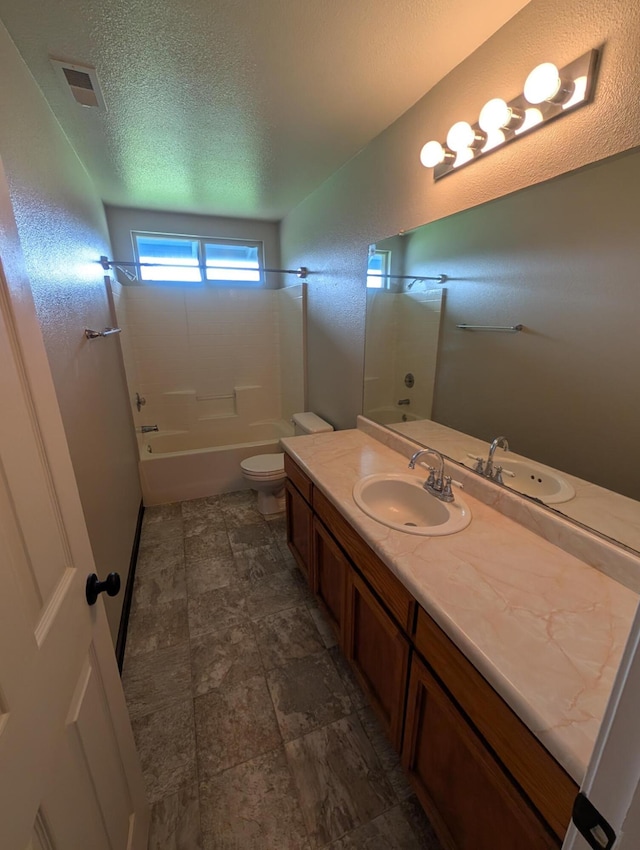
(241, 453), (285, 476)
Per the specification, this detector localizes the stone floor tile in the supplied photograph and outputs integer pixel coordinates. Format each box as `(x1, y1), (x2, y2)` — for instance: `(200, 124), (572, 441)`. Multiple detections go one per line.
(137, 536), (185, 577)
(132, 562), (187, 611)
(184, 512), (227, 538)
(265, 513), (287, 537)
(181, 495), (221, 518)
(326, 804), (426, 849)
(253, 605), (325, 670)
(199, 748), (309, 850)
(400, 796), (442, 848)
(131, 700), (197, 804)
(185, 530), (232, 564)
(191, 622), (262, 696)
(228, 522), (274, 552)
(123, 641), (192, 720)
(307, 603), (339, 649)
(187, 582), (248, 638)
(148, 783), (203, 850)
(194, 674), (282, 779)
(234, 543), (290, 583)
(357, 706), (413, 801)
(126, 598), (189, 657)
(219, 490), (255, 509)
(186, 556), (237, 597)
(285, 714), (395, 848)
(267, 651), (353, 742)
(222, 503), (266, 529)
(140, 516), (184, 543)
(328, 647), (368, 710)
(244, 568), (307, 620)
(276, 536), (298, 567)
(144, 502), (183, 524)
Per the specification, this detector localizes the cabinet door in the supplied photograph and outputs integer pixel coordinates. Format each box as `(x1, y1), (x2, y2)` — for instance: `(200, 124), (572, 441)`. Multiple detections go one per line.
(402, 654), (559, 850)
(345, 570), (410, 750)
(312, 518), (348, 646)
(285, 479), (313, 586)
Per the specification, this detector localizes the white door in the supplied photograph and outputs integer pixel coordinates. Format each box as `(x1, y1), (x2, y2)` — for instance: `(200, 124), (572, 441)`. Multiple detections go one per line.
(0, 162), (149, 849)
(561, 597), (640, 849)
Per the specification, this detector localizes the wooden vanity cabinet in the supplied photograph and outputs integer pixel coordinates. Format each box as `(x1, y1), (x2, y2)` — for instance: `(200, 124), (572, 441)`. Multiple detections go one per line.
(284, 455), (313, 585)
(344, 567), (410, 750)
(402, 654), (559, 850)
(283, 452), (578, 850)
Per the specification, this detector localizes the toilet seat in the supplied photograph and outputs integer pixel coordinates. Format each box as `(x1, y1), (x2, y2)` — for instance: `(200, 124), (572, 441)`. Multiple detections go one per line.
(240, 453), (285, 479)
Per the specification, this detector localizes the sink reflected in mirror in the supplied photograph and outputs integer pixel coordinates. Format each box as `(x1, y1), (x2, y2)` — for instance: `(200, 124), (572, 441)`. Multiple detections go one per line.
(353, 473), (472, 536)
(460, 454), (575, 505)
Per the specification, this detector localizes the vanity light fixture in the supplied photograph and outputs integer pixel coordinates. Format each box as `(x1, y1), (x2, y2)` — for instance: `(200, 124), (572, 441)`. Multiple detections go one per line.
(420, 49), (598, 180)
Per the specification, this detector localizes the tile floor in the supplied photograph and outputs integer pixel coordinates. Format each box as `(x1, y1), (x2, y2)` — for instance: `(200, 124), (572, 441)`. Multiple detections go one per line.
(122, 490), (442, 849)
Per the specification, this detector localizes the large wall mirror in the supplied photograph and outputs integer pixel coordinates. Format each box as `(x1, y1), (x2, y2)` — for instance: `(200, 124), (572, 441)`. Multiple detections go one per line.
(363, 146), (640, 555)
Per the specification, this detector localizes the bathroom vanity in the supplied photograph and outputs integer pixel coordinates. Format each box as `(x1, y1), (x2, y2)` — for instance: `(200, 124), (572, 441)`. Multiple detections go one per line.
(281, 426), (638, 850)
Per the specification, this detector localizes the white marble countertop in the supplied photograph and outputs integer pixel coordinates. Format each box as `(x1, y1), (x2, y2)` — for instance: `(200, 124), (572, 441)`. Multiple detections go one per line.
(281, 427), (639, 785)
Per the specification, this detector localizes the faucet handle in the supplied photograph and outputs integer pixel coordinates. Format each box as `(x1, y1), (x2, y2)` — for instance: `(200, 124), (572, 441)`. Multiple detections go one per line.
(441, 476), (455, 502)
(493, 465), (504, 484)
(425, 466), (436, 488)
(473, 457), (485, 475)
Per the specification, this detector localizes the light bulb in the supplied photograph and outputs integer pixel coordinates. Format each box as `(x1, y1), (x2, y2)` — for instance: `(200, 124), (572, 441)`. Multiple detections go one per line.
(562, 75), (587, 109)
(524, 62), (574, 105)
(479, 98), (525, 133)
(479, 99), (510, 132)
(446, 121), (487, 154)
(453, 148), (474, 168)
(514, 107), (544, 135)
(482, 130), (506, 153)
(420, 140), (446, 168)
(446, 121), (475, 153)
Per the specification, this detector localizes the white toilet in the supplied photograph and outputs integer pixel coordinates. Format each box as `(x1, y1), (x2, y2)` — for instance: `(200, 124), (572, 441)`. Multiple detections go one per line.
(240, 412), (334, 515)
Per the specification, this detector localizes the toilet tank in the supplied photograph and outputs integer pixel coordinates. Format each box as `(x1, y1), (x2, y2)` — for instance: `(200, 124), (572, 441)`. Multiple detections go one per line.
(292, 412), (334, 436)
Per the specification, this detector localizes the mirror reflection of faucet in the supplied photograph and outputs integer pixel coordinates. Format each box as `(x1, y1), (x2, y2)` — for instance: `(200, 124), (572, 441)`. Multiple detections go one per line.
(474, 436), (509, 481)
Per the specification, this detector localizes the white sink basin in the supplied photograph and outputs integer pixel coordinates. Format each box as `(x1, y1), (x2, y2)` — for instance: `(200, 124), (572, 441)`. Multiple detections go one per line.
(462, 454), (575, 504)
(352, 473), (472, 536)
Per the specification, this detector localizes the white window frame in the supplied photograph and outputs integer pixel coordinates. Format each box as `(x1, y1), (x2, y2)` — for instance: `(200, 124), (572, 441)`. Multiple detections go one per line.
(366, 248), (392, 289)
(131, 231), (265, 286)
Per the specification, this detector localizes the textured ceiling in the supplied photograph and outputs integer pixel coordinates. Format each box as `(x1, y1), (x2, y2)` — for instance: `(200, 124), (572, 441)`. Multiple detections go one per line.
(1, 0), (531, 219)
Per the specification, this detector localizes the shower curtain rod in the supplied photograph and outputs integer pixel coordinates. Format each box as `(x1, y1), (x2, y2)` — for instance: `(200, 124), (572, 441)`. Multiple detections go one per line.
(99, 255), (309, 279)
(377, 273), (447, 283)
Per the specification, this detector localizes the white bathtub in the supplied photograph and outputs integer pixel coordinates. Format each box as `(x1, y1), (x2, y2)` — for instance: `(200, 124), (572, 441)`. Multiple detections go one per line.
(364, 406), (421, 425)
(139, 419), (294, 506)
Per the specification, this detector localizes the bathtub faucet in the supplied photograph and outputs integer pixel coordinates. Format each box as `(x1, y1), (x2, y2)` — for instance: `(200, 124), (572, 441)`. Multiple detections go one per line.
(140, 425), (159, 433)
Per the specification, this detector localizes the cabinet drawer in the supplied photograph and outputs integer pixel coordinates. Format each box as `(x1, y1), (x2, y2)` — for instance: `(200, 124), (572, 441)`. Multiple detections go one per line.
(414, 607), (577, 841)
(284, 453), (313, 503)
(313, 487), (415, 633)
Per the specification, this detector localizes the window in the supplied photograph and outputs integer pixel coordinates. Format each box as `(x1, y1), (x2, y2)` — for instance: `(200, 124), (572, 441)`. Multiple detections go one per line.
(132, 232), (263, 285)
(367, 248), (391, 289)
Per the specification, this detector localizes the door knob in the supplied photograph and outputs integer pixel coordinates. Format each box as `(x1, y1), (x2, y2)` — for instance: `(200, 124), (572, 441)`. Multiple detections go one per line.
(86, 572), (121, 606)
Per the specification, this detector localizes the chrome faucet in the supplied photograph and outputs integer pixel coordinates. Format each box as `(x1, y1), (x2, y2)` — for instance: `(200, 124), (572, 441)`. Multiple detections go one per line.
(408, 448), (455, 502)
(480, 435), (509, 481)
(140, 424), (159, 433)
(397, 398), (411, 405)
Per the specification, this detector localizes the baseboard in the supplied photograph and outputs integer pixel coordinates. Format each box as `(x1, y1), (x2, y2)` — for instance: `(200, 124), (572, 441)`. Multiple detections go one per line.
(116, 500), (145, 673)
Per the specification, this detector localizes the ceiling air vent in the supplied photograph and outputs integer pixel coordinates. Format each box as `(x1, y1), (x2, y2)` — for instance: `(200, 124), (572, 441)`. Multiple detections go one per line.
(50, 58), (106, 110)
